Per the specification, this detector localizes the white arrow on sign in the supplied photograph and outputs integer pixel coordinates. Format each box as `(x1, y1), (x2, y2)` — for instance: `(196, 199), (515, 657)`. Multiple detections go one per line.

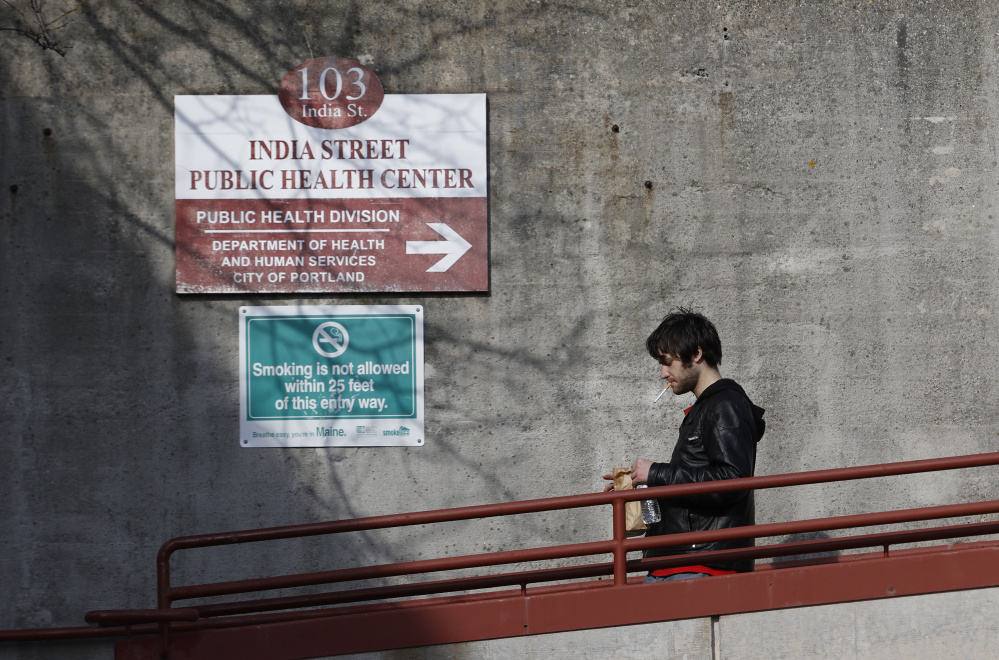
(405, 223), (472, 273)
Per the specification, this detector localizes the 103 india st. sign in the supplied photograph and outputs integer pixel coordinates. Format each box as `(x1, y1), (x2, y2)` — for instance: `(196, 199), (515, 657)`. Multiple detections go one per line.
(175, 58), (487, 294)
(239, 305), (424, 447)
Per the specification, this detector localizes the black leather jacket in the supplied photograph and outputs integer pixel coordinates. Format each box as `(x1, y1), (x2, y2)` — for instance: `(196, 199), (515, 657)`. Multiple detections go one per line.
(644, 379), (765, 572)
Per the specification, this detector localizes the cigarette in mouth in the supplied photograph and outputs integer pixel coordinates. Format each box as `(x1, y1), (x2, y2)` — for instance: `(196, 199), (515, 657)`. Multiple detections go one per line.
(654, 382), (672, 403)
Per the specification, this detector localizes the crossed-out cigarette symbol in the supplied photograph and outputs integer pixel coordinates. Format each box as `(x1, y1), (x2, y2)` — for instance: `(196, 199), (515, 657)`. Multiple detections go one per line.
(313, 321), (349, 358)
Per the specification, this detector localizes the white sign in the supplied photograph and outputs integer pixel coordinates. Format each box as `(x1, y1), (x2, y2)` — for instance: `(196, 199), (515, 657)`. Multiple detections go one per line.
(174, 94), (488, 293)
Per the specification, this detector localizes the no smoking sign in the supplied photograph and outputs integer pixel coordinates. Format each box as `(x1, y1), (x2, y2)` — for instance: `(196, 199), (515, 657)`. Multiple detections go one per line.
(239, 305), (425, 447)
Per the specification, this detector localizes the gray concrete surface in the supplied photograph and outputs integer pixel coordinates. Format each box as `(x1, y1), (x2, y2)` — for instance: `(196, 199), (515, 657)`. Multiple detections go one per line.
(342, 617), (713, 660)
(721, 587), (999, 659)
(4, 0), (999, 658)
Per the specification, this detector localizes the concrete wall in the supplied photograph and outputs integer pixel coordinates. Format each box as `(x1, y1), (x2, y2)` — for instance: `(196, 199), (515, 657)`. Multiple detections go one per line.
(4, 1), (999, 657)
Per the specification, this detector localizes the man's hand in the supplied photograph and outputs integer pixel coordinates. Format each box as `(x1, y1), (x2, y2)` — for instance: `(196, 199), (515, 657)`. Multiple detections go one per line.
(601, 459), (654, 491)
(630, 459), (653, 485)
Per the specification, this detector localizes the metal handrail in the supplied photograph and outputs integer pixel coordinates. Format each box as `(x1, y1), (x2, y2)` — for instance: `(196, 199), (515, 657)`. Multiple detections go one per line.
(165, 497), (999, 603)
(172, 518), (999, 619)
(156, 451), (999, 606)
(3, 451), (999, 646)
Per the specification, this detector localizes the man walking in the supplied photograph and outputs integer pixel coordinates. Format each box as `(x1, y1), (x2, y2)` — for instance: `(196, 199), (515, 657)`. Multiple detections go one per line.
(610, 308), (766, 582)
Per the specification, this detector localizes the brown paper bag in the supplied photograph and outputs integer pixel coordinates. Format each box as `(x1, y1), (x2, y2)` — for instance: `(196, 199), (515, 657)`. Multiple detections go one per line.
(612, 467), (647, 536)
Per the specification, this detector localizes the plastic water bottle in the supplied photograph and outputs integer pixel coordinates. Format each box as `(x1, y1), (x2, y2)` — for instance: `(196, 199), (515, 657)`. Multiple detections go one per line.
(636, 484), (662, 524)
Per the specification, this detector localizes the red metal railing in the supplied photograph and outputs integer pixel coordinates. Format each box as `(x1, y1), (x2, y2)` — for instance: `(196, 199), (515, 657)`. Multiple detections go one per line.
(4, 451), (999, 653)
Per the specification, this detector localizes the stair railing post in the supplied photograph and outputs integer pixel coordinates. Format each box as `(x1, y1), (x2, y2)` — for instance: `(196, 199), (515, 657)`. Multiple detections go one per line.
(612, 497), (627, 586)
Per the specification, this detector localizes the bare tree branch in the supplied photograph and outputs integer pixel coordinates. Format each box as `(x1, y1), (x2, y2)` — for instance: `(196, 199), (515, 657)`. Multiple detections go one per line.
(1, 0), (87, 56)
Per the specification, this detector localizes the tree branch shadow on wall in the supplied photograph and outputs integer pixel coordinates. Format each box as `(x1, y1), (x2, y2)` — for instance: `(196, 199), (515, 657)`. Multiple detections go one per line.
(1, 0), (626, 654)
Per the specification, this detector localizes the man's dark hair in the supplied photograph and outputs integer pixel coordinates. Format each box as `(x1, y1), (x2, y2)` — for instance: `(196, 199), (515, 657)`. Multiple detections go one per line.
(646, 308), (722, 368)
